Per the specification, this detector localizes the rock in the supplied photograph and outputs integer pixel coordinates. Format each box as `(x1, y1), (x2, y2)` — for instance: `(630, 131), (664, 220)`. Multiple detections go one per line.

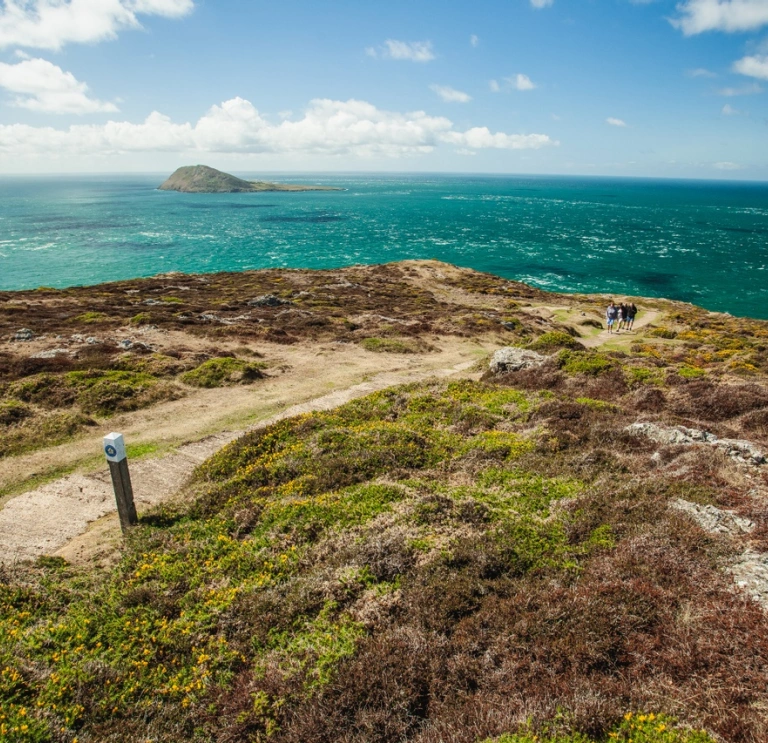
(248, 294), (292, 307)
(489, 347), (547, 374)
(626, 422), (766, 466)
(671, 499), (754, 536)
(625, 422), (716, 446)
(30, 348), (71, 359)
(731, 550), (768, 608)
(118, 339), (134, 350)
(13, 328), (34, 341)
(713, 438), (767, 466)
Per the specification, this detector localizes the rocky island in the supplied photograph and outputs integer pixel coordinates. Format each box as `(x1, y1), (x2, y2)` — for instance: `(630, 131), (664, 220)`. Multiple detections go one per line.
(158, 164), (343, 193)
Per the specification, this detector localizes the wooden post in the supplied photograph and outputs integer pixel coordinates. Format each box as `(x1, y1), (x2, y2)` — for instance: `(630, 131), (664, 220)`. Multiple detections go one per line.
(104, 432), (138, 533)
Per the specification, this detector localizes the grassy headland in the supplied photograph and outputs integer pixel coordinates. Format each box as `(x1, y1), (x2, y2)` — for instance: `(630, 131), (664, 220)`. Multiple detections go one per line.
(2, 261), (768, 742)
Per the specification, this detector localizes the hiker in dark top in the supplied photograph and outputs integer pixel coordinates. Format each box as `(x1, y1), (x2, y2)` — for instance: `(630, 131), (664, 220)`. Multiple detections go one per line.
(606, 301), (618, 333)
(618, 302), (628, 331)
(627, 302), (638, 331)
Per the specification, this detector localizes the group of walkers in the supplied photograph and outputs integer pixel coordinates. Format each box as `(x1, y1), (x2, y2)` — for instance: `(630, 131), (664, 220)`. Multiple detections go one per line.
(606, 300), (637, 334)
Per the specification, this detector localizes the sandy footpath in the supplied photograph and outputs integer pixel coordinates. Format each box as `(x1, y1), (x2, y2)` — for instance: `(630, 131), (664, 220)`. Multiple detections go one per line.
(0, 340), (487, 565)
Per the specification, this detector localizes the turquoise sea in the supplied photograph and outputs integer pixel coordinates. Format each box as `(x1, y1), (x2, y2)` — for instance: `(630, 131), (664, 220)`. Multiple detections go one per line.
(1, 173), (767, 318)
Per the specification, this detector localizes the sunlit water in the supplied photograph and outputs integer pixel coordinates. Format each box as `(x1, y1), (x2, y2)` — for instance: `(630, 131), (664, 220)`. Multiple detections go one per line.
(1, 173), (767, 318)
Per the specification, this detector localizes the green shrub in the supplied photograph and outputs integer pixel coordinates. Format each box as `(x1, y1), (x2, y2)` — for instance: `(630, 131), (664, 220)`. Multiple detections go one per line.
(529, 331), (583, 351)
(678, 364), (706, 379)
(626, 366), (663, 386)
(0, 411), (93, 456)
(180, 357), (265, 388)
(73, 311), (109, 324)
(484, 712), (715, 742)
(558, 350), (615, 376)
(66, 370), (176, 415)
(648, 327), (678, 339)
(129, 312), (152, 326)
(361, 337), (418, 353)
(0, 400), (33, 426)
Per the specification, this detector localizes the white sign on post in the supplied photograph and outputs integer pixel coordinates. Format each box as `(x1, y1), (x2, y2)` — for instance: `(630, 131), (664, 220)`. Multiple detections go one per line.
(103, 432), (127, 463)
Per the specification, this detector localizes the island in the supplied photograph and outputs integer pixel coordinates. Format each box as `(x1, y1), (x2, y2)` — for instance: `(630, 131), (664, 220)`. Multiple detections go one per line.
(158, 164), (343, 193)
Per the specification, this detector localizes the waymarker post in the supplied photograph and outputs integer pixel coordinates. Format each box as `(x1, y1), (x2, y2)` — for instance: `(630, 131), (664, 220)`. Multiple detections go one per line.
(103, 432), (138, 533)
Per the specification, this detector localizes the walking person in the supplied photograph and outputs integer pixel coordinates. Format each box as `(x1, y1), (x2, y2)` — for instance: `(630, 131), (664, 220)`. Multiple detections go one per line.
(618, 302), (628, 332)
(627, 302), (638, 331)
(606, 300), (618, 334)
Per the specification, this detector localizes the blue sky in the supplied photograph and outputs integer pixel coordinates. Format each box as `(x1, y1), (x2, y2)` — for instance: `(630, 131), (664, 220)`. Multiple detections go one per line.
(0, 0), (766, 178)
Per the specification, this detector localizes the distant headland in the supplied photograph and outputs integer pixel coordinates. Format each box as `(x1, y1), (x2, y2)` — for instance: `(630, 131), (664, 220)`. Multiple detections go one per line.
(158, 164), (343, 193)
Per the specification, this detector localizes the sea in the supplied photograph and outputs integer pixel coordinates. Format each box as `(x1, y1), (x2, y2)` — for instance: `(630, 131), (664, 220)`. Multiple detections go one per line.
(1, 173), (767, 319)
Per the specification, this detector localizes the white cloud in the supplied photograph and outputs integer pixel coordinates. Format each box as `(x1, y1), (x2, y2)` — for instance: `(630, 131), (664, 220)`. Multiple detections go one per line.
(0, 0), (194, 51)
(442, 127), (557, 150)
(721, 103), (741, 113)
(0, 97), (558, 159)
(686, 67), (718, 77)
(368, 39), (435, 62)
(489, 79), (500, 92)
(733, 54), (768, 79)
(530, 0), (553, 7)
(470, 34), (479, 47)
(671, 0), (768, 35)
(714, 160), (744, 169)
(717, 81), (763, 94)
(0, 57), (117, 114)
(607, 117), (627, 126)
(430, 84), (472, 103)
(509, 73), (536, 90)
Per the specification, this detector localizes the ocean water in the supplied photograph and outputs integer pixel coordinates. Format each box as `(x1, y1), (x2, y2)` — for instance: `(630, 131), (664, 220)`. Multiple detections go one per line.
(1, 173), (767, 318)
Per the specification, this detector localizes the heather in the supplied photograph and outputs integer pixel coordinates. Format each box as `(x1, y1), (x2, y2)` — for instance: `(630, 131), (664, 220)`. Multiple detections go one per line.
(3, 263), (768, 741)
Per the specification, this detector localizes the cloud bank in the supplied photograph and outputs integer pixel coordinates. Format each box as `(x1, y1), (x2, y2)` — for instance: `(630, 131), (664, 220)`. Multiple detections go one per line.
(0, 97), (558, 159)
(0, 0), (194, 50)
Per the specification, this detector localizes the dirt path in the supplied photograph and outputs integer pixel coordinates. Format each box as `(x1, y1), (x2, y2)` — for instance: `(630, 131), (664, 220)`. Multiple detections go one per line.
(0, 341), (487, 565)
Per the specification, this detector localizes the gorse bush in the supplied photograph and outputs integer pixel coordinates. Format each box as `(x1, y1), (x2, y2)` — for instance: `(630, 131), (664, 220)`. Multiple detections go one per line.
(486, 713), (714, 742)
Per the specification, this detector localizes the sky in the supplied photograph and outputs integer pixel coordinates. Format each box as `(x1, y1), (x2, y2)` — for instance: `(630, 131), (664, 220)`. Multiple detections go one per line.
(0, 0), (766, 179)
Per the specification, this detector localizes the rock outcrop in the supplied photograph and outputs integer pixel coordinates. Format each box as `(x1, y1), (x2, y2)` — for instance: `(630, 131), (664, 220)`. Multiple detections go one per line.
(626, 421), (767, 466)
(489, 347), (547, 374)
